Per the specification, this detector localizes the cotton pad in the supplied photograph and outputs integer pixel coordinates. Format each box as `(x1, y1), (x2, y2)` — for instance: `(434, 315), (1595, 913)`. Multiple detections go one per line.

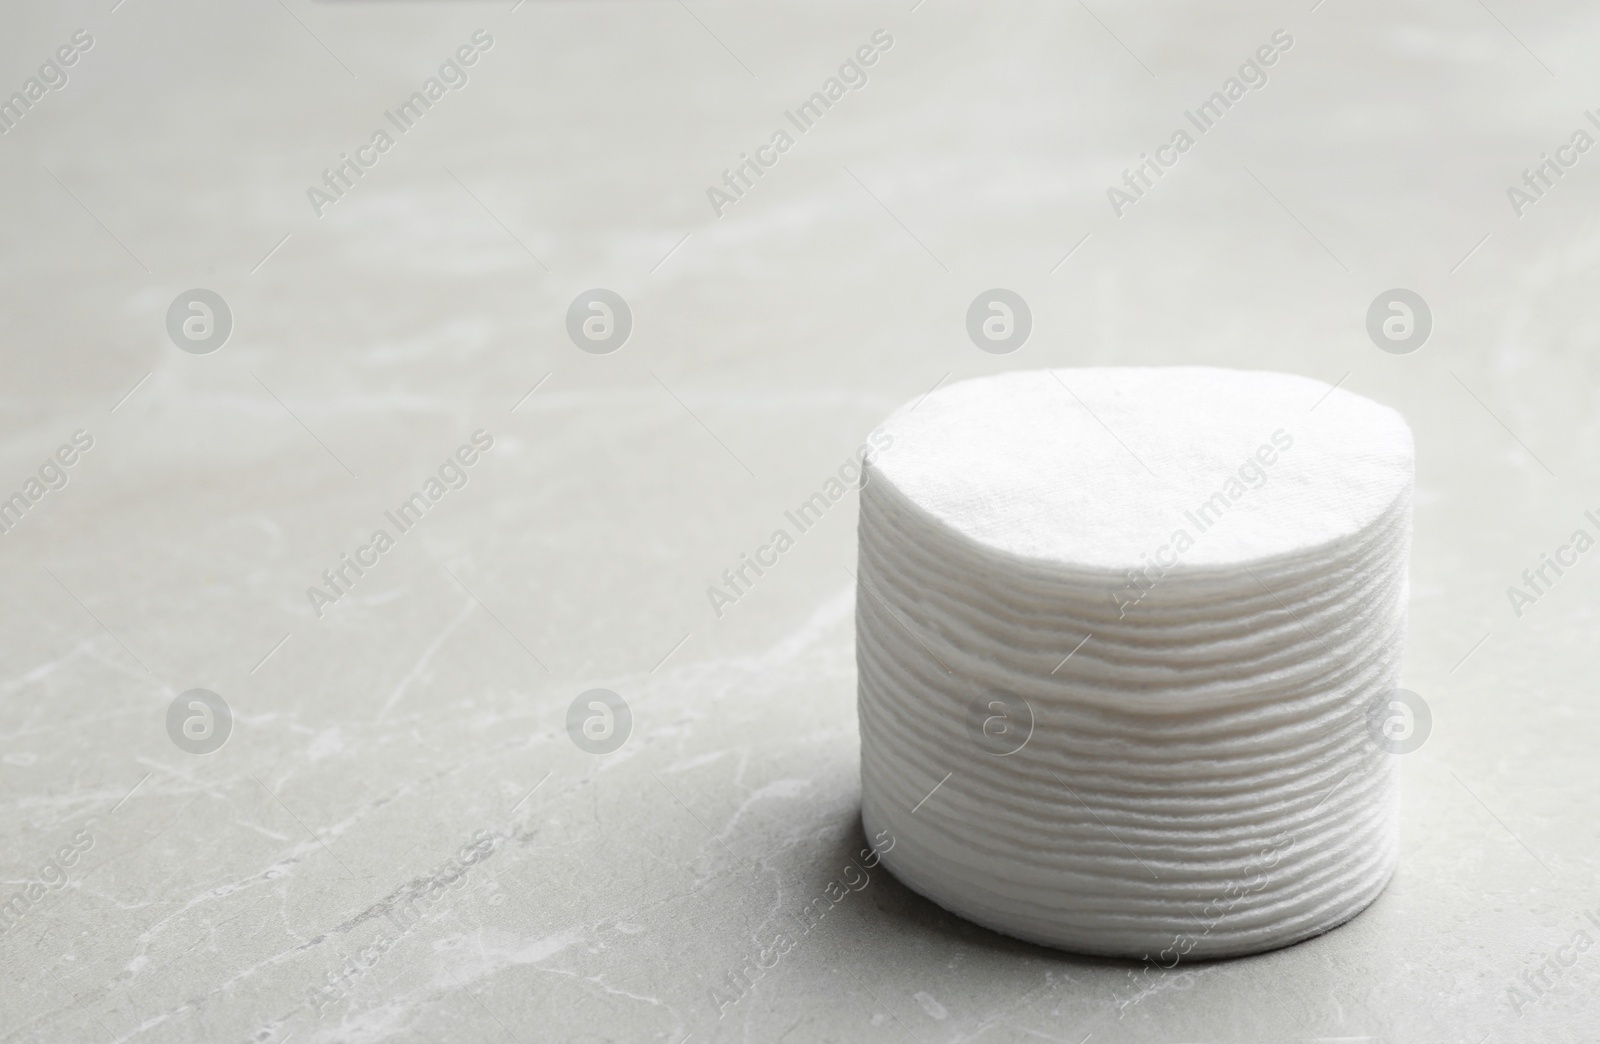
(855, 367), (1413, 959)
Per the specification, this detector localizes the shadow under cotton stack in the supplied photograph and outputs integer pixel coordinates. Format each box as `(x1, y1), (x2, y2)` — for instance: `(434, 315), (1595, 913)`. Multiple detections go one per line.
(855, 367), (1414, 959)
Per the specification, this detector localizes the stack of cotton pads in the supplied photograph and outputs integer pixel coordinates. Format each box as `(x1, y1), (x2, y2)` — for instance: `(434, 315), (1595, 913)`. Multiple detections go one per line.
(855, 367), (1413, 959)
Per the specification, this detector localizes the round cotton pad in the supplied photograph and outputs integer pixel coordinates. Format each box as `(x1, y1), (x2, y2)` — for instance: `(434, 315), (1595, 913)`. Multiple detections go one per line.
(854, 367), (1414, 959)
(872, 367), (1411, 571)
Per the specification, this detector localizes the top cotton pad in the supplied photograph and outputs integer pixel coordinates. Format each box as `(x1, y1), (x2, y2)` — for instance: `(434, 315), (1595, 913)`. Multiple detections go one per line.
(872, 367), (1411, 572)
(854, 367), (1414, 960)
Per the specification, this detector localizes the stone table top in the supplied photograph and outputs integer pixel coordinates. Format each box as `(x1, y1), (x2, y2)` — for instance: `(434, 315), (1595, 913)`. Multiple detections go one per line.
(1, 1), (1597, 1042)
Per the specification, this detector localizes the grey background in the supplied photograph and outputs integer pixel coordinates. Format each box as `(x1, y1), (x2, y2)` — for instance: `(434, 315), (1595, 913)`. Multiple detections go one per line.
(1, 1), (1597, 1041)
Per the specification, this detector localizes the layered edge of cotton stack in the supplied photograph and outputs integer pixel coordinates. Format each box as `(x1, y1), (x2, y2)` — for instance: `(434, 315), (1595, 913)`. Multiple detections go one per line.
(854, 367), (1413, 960)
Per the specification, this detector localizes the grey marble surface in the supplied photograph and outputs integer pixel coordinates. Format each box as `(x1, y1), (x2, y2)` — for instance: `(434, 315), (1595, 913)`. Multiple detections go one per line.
(2, 1), (1599, 1041)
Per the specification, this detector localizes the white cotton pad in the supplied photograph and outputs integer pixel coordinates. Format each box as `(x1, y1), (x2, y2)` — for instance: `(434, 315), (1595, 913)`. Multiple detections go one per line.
(854, 367), (1414, 959)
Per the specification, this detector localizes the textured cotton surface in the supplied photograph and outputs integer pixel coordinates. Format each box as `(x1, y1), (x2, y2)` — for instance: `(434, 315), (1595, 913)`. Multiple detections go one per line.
(873, 367), (1412, 570)
(856, 368), (1414, 958)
